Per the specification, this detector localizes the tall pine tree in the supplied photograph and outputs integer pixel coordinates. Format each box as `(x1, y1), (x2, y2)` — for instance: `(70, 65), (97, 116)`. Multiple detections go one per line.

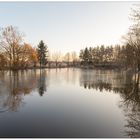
(37, 40), (48, 68)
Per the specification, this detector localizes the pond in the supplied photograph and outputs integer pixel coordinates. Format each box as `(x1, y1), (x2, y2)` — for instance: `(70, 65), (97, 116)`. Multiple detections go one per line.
(0, 68), (139, 138)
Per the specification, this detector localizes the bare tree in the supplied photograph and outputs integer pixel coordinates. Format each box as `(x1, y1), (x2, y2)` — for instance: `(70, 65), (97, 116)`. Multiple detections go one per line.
(123, 6), (140, 76)
(0, 26), (24, 70)
(51, 51), (61, 67)
(0, 26), (38, 70)
(64, 52), (71, 67)
(71, 51), (78, 66)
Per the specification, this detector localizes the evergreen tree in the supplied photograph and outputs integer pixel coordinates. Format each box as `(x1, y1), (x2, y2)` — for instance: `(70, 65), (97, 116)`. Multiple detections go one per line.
(83, 47), (90, 64)
(100, 45), (105, 64)
(88, 47), (93, 64)
(79, 47), (90, 65)
(79, 49), (84, 60)
(37, 40), (48, 68)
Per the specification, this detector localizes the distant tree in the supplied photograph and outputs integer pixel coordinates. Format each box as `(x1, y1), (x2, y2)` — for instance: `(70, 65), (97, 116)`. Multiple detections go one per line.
(113, 45), (122, 65)
(99, 45), (105, 64)
(92, 47), (99, 64)
(104, 46), (113, 64)
(37, 40), (48, 68)
(83, 47), (90, 64)
(93, 46), (101, 64)
(51, 51), (61, 67)
(79, 48), (88, 65)
(71, 51), (77, 66)
(79, 49), (84, 61)
(64, 52), (71, 66)
(88, 47), (93, 64)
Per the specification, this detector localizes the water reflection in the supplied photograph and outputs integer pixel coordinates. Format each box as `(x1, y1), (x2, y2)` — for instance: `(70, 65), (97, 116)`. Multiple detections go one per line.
(0, 70), (48, 112)
(79, 69), (140, 138)
(1, 68), (140, 137)
(79, 69), (126, 92)
(38, 70), (47, 96)
(119, 79), (140, 138)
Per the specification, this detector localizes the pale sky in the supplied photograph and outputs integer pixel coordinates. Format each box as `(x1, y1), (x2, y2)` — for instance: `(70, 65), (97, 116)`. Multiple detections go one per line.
(0, 1), (138, 54)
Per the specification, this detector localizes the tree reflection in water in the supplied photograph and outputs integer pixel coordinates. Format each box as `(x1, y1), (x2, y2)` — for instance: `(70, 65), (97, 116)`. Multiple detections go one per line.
(119, 76), (140, 138)
(79, 69), (125, 92)
(0, 70), (48, 112)
(38, 69), (47, 96)
(79, 69), (140, 138)
(0, 69), (140, 137)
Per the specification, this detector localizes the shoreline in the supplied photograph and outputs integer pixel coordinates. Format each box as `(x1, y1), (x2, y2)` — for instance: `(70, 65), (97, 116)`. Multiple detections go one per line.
(0, 65), (123, 71)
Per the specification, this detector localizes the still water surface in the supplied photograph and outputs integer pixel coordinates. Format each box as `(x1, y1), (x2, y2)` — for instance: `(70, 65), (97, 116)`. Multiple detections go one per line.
(0, 68), (139, 138)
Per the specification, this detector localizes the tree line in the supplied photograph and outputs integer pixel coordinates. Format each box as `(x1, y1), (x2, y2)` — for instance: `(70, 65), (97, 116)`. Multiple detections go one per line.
(0, 26), (79, 70)
(79, 45), (118, 66)
(0, 25), (138, 71)
(0, 6), (140, 72)
(79, 44), (137, 68)
(79, 6), (140, 75)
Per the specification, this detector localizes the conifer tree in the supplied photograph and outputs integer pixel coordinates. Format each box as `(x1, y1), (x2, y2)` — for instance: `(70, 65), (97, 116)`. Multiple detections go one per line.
(37, 40), (48, 68)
